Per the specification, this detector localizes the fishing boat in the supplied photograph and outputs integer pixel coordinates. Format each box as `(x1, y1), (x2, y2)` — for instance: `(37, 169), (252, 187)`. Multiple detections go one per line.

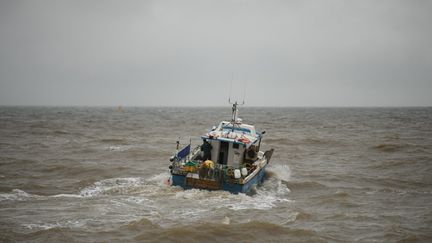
(168, 102), (274, 194)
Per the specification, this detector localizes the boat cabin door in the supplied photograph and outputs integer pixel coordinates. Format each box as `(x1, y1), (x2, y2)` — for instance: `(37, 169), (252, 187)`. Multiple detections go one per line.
(218, 141), (229, 165)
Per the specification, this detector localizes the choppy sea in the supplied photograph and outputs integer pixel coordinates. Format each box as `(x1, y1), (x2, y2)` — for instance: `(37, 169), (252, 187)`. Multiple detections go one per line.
(0, 107), (431, 242)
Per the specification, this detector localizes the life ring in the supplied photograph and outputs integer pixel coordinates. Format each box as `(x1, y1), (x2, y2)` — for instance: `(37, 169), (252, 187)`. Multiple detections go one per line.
(226, 167), (234, 177)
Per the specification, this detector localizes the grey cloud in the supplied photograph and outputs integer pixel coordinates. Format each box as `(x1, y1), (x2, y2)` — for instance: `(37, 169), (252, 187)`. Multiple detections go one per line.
(0, 0), (431, 106)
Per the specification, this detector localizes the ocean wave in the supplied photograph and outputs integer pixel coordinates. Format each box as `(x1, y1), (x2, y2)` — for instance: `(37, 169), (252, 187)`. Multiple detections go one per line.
(134, 221), (323, 242)
(120, 218), (160, 231)
(52, 130), (70, 135)
(373, 143), (403, 152)
(171, 184), (292, 213)
(125, 148), (170, 158)
(49, 193), (83, 198)
(98, 138), (129, 144)
(79, 177), (144, 197)
(0, 157), (36, 166)
(146, 172), (171, 185)
(105, 145), (132, 152)
(40, 164), (69, 173)
(0, 177), (159, 202)
(267, 164), (291, 182)
(334, 189), (350, 198)
(294, 211), (312, 220)
(2, 173), (295, 232)
(0, 175), (171, 202)
(373, 143), (430, 154)
(0, 189), (37, 202)
(22, 220), (85, 231)
(266, 137), (342, 147)
(287, 181), (329, 190)
(366, 159), (411, 169)
(0, 189), (84, 202)
(366, 187), (432, 196)
(265, 137), (295, 145)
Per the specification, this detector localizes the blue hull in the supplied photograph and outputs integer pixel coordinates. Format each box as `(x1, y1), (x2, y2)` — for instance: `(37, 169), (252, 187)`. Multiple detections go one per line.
(171, 163), (268, 194)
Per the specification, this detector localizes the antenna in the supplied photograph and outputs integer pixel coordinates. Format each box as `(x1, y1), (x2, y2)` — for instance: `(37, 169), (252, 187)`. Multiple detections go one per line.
(228, 73), (233, 104)
(241, 80), (246, 105)
(228, 74), (245, 105)
(228, 75), (247, 124)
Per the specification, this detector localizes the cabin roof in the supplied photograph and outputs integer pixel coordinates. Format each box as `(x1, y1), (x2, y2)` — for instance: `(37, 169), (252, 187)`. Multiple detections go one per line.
(201, 121), (261, 148)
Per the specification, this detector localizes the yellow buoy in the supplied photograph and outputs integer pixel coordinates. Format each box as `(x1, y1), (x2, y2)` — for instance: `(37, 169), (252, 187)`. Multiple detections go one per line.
(203, 160), (214, 169)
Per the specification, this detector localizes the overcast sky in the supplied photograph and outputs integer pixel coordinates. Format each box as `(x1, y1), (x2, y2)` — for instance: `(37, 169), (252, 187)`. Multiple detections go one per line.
(0, 0), (431, 106)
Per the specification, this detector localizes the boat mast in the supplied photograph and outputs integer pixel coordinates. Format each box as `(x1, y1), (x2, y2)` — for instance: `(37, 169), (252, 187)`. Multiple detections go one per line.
(228, 98), (244, 126)
(228, 78), (245, 126)
(231, 101), (239, 124)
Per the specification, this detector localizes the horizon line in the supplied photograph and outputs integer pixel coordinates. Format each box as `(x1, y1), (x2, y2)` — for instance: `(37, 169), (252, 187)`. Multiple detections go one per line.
(0, 105), (431, 108)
